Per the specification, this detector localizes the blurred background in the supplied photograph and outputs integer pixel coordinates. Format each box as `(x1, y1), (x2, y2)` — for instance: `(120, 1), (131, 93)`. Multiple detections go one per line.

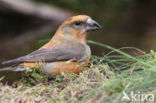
(0, 0), (156, 67)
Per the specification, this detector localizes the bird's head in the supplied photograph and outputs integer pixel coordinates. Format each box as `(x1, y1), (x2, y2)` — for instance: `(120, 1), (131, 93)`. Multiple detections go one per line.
(55, 15), (101, 42)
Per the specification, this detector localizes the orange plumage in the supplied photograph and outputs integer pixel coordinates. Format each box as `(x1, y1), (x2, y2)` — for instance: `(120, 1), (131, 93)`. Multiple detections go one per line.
(1, 15), (101, 76)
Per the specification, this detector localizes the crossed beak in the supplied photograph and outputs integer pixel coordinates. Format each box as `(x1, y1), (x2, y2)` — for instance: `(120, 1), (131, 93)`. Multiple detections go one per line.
(86, 18), (102, 32)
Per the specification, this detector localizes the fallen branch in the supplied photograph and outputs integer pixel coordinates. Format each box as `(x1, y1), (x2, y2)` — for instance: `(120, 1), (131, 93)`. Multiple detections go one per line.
(0, 0), (72, 22)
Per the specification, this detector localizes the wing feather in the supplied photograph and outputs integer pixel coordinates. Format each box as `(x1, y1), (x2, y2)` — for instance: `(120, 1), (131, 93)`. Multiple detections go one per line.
(2, 43), (87, 64)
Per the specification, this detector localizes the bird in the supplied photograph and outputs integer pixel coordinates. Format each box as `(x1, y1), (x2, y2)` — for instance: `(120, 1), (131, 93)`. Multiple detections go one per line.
(0, 15), (101, 76)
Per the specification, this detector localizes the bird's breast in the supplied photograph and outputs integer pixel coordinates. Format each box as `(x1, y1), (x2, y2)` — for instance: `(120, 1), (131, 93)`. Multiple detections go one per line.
(83, 44), (91, 62)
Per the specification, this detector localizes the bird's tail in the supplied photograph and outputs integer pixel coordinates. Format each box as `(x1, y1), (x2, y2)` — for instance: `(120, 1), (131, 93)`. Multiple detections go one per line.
(0, 66), (30, 72)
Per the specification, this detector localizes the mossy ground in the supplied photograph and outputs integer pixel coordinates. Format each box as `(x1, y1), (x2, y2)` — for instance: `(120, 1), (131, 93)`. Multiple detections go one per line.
(0, 41), (156, 103)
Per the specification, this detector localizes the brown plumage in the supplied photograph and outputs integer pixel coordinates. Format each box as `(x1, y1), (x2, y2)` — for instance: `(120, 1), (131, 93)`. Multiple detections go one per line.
(1, 15), (101, 76)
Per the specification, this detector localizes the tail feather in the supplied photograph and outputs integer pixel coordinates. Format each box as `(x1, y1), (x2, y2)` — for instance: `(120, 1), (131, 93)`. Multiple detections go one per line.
(2, 59), (19, 64)
(0, 66), (30, 72)
(0, 67), (17, 71)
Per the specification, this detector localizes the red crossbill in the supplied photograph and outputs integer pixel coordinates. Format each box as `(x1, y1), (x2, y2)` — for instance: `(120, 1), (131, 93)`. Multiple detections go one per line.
(1, 15), (101, 76)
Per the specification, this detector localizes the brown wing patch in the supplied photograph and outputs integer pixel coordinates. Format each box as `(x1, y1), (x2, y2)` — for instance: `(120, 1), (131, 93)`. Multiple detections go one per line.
(20, 62), (42, 68)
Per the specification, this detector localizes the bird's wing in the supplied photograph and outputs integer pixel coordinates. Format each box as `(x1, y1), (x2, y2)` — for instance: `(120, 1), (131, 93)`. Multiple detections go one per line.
(2, 43), (88, 64)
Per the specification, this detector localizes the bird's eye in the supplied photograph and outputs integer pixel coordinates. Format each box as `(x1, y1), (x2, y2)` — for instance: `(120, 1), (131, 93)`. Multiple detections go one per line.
(74, 21), (81, 26)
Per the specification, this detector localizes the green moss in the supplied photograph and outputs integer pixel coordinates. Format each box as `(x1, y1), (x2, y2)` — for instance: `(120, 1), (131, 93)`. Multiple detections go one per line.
(0, 41), (156, 103)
